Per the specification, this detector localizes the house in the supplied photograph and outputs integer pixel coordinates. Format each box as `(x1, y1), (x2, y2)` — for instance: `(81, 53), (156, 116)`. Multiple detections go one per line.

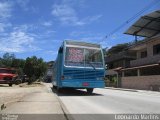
(120, 35), (160, 90)
(105, 10), (160, 90)
(105, 50), (136, 87)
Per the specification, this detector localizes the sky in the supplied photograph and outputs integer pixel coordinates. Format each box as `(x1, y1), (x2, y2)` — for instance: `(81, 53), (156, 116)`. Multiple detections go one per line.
(0, 0), (159, 61)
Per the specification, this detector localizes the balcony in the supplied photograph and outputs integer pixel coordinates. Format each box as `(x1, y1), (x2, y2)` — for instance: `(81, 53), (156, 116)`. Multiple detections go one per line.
(105, 51), (136, 63)
(130, 54), (160, 67)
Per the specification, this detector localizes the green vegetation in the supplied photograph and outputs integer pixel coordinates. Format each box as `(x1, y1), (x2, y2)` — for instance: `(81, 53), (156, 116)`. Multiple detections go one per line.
(0, 53), (47, 84)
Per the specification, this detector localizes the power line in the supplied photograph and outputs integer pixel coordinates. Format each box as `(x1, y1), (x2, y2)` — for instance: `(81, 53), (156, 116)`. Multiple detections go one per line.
(98, 0), (160, 44)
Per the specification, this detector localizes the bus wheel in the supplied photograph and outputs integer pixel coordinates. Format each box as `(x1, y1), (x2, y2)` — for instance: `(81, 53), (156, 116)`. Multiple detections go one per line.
(87, 88), (93, 94)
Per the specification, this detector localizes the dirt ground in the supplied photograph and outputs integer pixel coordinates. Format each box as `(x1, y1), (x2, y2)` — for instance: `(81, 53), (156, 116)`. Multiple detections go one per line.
(0, 82), (48, 111)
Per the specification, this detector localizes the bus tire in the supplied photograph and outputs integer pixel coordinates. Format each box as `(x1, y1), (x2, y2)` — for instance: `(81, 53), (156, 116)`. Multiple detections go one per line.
(87, 88), (93, 94)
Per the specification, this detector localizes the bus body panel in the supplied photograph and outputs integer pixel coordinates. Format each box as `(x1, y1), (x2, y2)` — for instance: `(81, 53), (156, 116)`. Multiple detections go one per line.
(52, 49), (64, 88)
(61, 80), (105, 88)
(52, 40), (105, 89)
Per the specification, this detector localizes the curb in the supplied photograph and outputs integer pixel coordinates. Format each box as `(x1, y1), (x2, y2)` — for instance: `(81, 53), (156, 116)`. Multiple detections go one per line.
(105, 87), (138, 92)
(47, 85), (75, 120)
(56, 95), (74, 120)
(105, 87), (160, 93)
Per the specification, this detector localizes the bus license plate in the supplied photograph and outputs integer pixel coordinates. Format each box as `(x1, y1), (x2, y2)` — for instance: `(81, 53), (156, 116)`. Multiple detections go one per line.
(82, 82), (89, 86)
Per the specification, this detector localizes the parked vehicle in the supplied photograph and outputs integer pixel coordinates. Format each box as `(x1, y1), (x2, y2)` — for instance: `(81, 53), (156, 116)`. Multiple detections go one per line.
(44, 68), (53, 83)
(44, 75), (52, 83)
(0, 68), (21, 86)
(52, 40), (105, 94)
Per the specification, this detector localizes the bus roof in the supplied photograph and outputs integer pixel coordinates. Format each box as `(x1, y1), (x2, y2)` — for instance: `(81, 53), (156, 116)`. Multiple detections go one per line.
(64, 40), (101, 48)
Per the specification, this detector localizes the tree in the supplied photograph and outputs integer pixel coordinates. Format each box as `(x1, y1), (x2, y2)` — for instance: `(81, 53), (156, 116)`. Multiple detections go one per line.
(11, 59), (25, 68)
(24, 56), (47, 83)
(0, 58), (3, 67)
(24, 57), (34, 79)
(1, 53), (15, 67)
(0, 53), (47, 84)
(11, 59), (25, 75)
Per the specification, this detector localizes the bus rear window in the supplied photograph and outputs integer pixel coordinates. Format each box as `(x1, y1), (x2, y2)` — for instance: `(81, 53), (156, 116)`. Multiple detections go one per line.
(65, 47), (103, 68)
(65, 47), (84, 63)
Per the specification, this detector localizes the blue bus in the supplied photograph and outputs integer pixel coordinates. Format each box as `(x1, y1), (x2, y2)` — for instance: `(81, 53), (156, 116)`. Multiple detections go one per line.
(52, 40), (105, 94)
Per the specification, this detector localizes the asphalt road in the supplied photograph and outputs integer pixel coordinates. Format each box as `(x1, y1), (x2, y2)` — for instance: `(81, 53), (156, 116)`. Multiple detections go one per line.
(58, 88), (160, 114)
(1, 83), (160, 120)
(57, 88), (160, 120)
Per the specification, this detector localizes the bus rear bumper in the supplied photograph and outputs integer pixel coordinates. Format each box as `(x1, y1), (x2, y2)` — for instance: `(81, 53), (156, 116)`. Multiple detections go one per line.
(61, 80), (105, 88)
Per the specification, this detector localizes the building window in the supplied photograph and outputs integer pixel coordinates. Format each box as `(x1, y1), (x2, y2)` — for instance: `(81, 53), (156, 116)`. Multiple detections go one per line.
(124, 69), (137, 77)
(141, 51), (147, 58)
(140, 66), (160, 76)
(153, 44), (160, 55)
(108, 63), (113, 69)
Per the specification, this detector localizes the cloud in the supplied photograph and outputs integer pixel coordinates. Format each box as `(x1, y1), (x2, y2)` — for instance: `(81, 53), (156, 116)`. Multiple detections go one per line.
(42, 21), (53, 27)
(51, 4), (79, 25)
(110, 34), (118, 40)
(70, 31), (86, 37)
(69, 30), (115, 48)
(0, 1), (13, 33)
(0, 28), (40, 53)
(98, 33), (130, 48)
(51, 1), (102, 26)
(80, 36), (103, 43)
(83, 15), (102, 23)
(16, 0), (38, 13)
(44, 50), (57, 55)
(0, 24), (4, 32)
(69, 30), (104, 44)
(0, 22), (12, 32)
(16, 0), (30, 11)
(0, 1), (12, 20)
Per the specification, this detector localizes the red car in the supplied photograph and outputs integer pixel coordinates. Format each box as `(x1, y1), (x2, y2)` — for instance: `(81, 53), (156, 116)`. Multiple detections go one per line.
(0, 68), (20, 86)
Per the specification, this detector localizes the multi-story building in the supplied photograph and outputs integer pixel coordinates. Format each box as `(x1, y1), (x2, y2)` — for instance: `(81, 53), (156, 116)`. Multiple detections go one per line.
(105, 10), (160, 90)
(120, 36), (160, 90)
(105, 50), (136, 87)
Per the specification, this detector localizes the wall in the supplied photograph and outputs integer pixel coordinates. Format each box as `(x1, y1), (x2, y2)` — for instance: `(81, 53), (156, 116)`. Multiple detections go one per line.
(121, 75), (160, 90)
(136, 37), (160, 59)
(130, 54), (160, 67)
(130, 37), (160, 67)
(137, 48), (147, 59)
(147, 37), (160, 57)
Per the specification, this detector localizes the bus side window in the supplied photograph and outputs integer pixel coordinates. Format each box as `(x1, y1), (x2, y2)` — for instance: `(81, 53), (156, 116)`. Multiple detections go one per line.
(58, 47), (63, 53)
